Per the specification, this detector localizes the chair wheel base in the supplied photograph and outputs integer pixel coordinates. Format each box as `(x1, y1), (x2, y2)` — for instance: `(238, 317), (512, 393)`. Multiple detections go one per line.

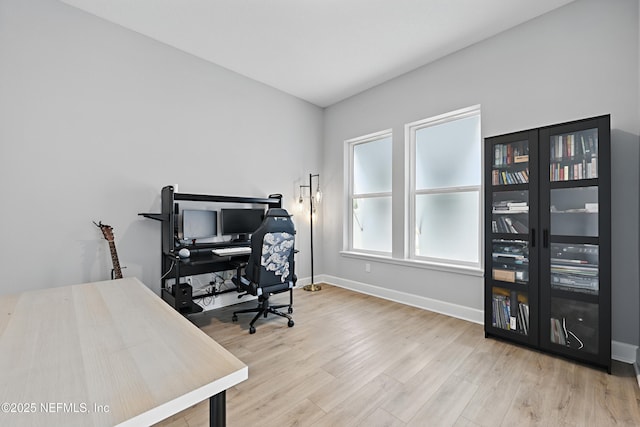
(232, 299), (294, 334)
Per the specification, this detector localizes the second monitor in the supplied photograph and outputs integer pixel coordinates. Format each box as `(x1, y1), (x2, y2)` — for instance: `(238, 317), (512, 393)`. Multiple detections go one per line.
(220, 208), (265, 242)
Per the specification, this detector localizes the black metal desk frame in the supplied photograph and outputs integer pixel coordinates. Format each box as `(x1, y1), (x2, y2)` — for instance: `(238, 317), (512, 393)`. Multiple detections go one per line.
(140, 185), (283, 314)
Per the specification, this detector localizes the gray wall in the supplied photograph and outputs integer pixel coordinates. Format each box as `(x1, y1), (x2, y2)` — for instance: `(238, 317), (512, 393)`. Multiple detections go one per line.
(322, 0), (640, 348)
(0, 0), (323, 294)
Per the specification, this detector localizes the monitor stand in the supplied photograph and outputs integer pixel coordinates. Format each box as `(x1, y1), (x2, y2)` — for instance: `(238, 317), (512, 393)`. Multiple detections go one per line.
(231, 234), (250, 244)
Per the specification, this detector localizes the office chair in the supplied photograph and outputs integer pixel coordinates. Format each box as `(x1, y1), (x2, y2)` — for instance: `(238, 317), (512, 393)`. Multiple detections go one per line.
(232, 208), (296, 334)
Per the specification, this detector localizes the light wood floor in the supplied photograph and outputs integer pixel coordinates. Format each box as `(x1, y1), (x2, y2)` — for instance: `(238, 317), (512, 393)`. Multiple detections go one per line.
(156, 284), (640, 427)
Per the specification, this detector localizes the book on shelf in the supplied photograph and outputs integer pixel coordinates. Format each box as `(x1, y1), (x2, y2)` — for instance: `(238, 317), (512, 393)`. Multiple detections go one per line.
(492, 168), (529, 185)
(520, 302), (529, 335)
(549, 132), (598, 181)
(493, 200), (529, 212)
(493, 252), (527, 261)
(550, 133), (598, 161)
(492, 217), (528, 234)
(550, 261), (599, 294)
(492, 292), (529, 335)
(509, 291), (518, 330)
(509, 218), (528, 234)
(550, 317), (567, 345)
(550, 158), (597, 181)
(551, 264), (598, 274)
(551, 278), (599, 295)
(550, 257), (588, 265)
(494, 141), (529, 167)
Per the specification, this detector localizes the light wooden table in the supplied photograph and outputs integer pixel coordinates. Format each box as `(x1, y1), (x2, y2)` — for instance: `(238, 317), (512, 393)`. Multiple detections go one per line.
(0, 277), (247, 426)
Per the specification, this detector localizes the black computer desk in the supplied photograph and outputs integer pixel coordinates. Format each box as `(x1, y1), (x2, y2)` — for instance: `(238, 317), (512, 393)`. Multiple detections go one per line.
(162, 249), (250, 314)
(139, 187), (285, 314)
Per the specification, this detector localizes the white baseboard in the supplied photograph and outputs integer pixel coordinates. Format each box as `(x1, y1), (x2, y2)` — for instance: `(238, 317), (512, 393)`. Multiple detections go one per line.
(318, 274), (637, 365)
(634, 361), (640, 389)
(612, 341), (639, 364)
(318, 274), (484, 325)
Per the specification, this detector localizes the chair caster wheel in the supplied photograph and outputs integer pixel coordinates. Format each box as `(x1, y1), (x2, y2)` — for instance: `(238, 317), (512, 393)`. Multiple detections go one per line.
(249, 326), (256, 334)
(288, 320), (294, 327)
(232, 315), (238, 322)
(288, 307), (293, 314)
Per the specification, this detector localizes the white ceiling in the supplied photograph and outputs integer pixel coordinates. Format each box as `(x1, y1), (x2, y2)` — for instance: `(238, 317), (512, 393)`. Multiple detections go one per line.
(60, 0), (575, 107)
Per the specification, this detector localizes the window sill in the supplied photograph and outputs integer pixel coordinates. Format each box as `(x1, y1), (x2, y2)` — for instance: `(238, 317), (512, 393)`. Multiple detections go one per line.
(339, 251), (484, 277)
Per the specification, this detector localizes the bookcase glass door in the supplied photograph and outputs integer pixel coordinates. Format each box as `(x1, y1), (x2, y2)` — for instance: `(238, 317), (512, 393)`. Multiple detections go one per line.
(550, 298), (599, 354)
(539, 116), (610, 370)
(550, 187), (598, 237)
(485, 130), (538, 345)
(549, 242), (600, 355)
(550, 243), (598, 295)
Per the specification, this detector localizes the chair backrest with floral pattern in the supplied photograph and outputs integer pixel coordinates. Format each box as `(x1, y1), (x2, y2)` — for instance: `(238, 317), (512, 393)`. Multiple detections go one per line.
(246, 209), (296, 286)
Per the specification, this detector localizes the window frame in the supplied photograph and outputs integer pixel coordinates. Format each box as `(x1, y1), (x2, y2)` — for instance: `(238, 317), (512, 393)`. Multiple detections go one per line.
(406, 105), (482, 269)
(344, 129), (393, 255)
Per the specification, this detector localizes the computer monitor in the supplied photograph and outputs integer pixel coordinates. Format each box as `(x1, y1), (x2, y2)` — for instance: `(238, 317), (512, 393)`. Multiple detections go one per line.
(220, 208), (264, 241)
(181, 209), (217, 242)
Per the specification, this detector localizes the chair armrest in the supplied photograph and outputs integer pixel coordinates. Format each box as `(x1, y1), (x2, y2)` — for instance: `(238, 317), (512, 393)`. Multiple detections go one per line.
(232, 275), (251, 287)
(230, 261), (250, 292)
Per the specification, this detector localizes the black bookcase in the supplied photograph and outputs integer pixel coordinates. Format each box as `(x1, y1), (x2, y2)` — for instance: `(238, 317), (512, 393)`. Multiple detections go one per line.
(485, 115), (611, 372)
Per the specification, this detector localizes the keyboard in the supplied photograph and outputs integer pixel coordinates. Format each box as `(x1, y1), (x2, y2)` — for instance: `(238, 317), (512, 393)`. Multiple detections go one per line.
(212, 246), (252, 256)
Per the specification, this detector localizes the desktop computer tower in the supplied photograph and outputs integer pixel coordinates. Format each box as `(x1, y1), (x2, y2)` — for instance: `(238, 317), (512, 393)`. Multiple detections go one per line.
(172, 283), (193, 311)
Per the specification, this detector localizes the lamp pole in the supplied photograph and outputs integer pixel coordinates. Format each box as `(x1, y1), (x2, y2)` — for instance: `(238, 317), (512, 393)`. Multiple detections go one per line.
(302, 173), (322, 292)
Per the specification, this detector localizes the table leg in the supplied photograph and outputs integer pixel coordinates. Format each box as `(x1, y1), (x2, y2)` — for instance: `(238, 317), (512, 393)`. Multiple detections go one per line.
(209, 390), (226, 427)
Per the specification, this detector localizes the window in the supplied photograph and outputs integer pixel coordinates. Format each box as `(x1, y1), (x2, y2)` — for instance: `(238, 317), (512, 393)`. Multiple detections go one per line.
(346, 131), (392, 253)
(407, 106), (482, 267)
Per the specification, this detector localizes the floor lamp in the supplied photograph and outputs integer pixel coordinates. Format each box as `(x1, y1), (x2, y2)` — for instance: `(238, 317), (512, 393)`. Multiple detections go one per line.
(299, 173), (322, 292)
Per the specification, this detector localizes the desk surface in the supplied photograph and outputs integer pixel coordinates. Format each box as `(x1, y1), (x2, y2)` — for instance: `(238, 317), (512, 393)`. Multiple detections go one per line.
(0, 277), (247, 426)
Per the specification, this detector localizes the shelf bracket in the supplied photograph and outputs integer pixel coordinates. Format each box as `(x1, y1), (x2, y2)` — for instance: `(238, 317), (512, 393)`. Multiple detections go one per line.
(138, 213), (169, 222)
